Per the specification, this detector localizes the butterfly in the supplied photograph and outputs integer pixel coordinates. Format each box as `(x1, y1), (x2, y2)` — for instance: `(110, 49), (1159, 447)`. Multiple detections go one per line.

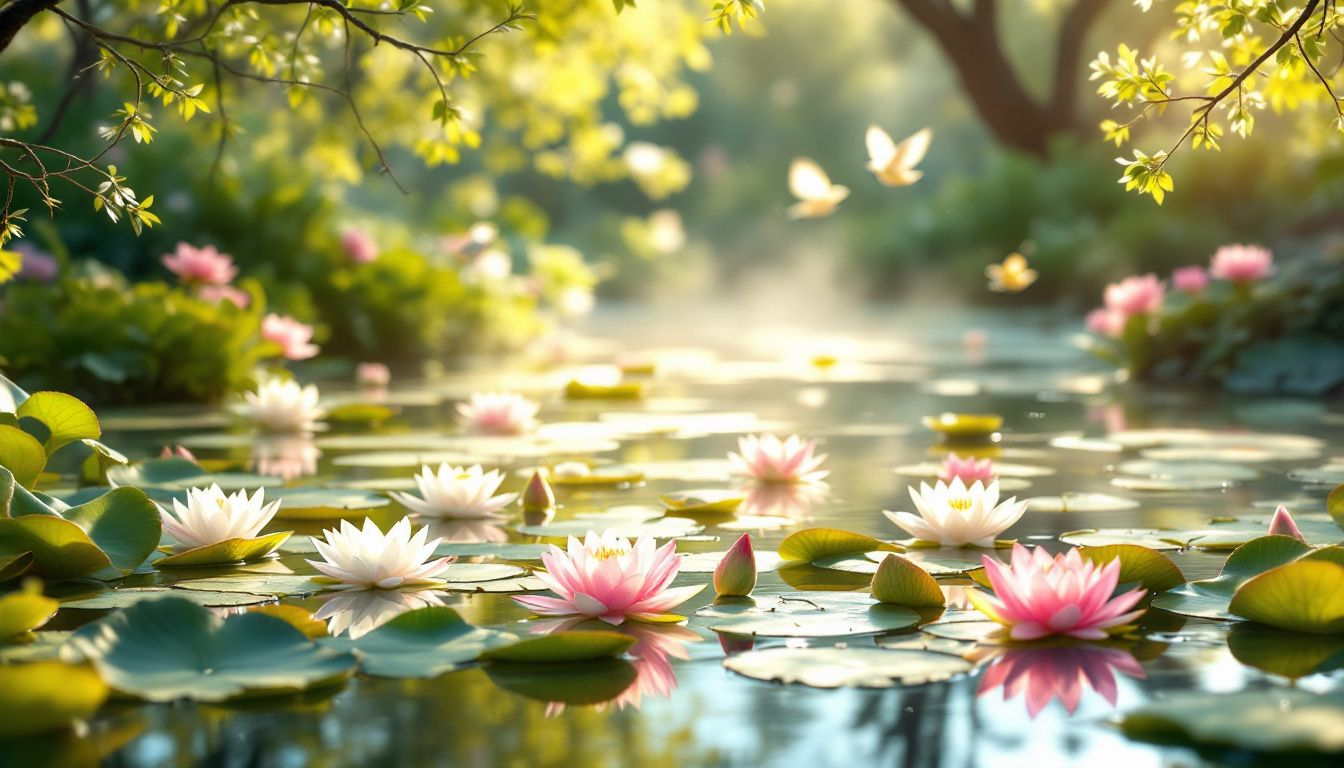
(787, 158), (849, 219)
(986, 252), (1039, 293)
(866, 126), (932, 187)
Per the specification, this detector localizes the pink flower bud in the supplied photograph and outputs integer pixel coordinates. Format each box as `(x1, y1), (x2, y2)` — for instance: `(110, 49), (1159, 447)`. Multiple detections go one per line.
(714, 533), (756, 597)
(356, 362), (391, 388)
(1267, 505), (1305, 542)
(521, 470), (555, 512)
(1171, 265), (1209, 294)
(160, 445), (196, 462)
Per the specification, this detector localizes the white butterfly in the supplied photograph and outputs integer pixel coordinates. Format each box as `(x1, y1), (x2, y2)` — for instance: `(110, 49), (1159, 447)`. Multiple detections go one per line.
(866, 125), (932, 187)
(787, 158), (849, 219)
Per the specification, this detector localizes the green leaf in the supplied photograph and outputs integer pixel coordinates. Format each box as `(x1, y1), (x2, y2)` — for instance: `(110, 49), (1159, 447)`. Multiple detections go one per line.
(723, 647), (972, 688)
(1329, 483), (1344, 531)
(64, 597), (356, 701)
(0, 551), (34, 581)
(0, 249), (19, 284)
(269, 487), (390, 520)
(1227, 623), (1344, 678)
(322, 606), (515, 678)
(1228, 559), (1344, 634)
(480, 630), (636, 662)
(1077, 543), (1185, 591)
(485, 658), (638, 705)
(15, 392), (100, 455)
(0, 424), (46, 488)
(0, 583), (58, 640)
(870, 553), (945, 609)
(778, 528), (903, 563)
(0, 661), (108, 738)
(61, 487), (162, 576)
(1152, 535), (1311, 620)
(58, 587), (274, 610)
(154, 531), (292, 569)
(0, 515), (113, 580)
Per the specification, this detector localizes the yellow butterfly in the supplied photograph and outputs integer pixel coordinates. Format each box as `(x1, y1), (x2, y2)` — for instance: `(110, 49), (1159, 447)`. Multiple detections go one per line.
(787, 158), (849, 219)
(986, 253), (1038, 292)
(866, 126), (932, 187)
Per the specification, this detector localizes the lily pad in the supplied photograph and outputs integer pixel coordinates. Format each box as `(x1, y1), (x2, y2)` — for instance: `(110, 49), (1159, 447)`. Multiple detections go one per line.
(723, 647), (971, 688)
(0, 661), (108, 738)
(778, 528), (902, 563)
(516, 507), (703, 539)
(1077, 544), (1185, 592)
(63, 597), (356, 701)
(154, 532), (292, 569)
(322, 606), (514, 678)
(438, 575), (548, 593)
(480, 630), (637, 662)
(270, 488), (391, 520)
(1288, 465), (1344, 486)
(1060, 528), (1184, 551)
(697, 591), (919, 637)
(1228, 559), (1344, 634)
(0, 584), (58, 640)
(58, 587), (274, 610)
(1152, 535), (1311, 620)
(106, 458), (280, 492)
(0, 424), (46, 488)
(658, 489), (744, 515)
(922, 413), (1002, 440)
(172, 574), (334, 597)
(485, 658), (638, 705)
(16, 391), (101, 454)
(1026, 494), (1140, 513)
(0, 551), (34, 581)
(1120, 689), (1344, 753)
(0, 483), (161, 581)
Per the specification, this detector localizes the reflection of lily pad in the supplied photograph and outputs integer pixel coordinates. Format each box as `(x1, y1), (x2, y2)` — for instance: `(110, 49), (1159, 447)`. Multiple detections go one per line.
(1227, 623), (1344, 678)
(723, 647), (971, 688)
(322, 606), (514, 678)
(486, 658), (638, 705)
(697, 591), (919, 637)
(154, 532), (292, 569)
(0, 661), (108, 738)
(64, 597), (356, 702)
(1152, 535), (1311, 620)
(480, 631), (636, 662)
(1120, 689), (1344, 753)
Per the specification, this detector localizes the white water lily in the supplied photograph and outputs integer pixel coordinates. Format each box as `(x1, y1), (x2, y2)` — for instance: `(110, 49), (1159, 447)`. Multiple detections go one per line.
(307, 518), (453, 589)
(160, 485), (280, 550)
(315, 588), (452, 638)
(389, 463), (518, 519)
(883, 479), (1026, 547)
(233, 378), (325, 432)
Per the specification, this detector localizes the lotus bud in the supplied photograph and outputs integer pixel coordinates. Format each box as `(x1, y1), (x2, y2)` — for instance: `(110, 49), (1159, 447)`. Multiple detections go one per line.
(714, 533), (757, 597)
(1267, 505), (1305, 542)
(522, 470), (555, 513)
(160, 445), (196, 462)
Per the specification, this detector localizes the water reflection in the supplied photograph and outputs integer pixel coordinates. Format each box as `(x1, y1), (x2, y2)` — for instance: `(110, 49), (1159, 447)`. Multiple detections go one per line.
(973, 643), (1146, 718)
(426, 519), (510, 543)
(314, 589), (452, 638)
(530, 618), (700, 714)
(253, 433), (321, 481)
(737, 480), (829, 520)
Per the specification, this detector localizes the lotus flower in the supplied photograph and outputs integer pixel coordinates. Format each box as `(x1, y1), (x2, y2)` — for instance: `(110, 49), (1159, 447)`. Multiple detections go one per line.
(1210, 243), (1273, 282)
(967, 544), (1147, 641)
(389, 463), (517, 519)
(159, 485), (280, 550)
(521, 470), (555, 512)
(233, 378), (325, 432)
(315, 588), (450, 638)
(729, 433), (828, 484)
(456, 391), (540, 435)
(307, 517), (453, 590)
(197, 284), (251, 308)
(1267, 505), (1305, 541)
(884, 479), (1026, 547)
(162, 242), (237, 285)
(261, 314), (319, 361)
(714, 533), (756, 596)
(939, 452), (995, 486)
(1085, 308), (1126, 338)
(1103, 274), (1164, 316)
(976, 644), (1145, 718)
(1171, 265), (1209, 294)
(340, 228), (379, 264)
(513, 531), (704, 625)
(356, 362), (391, 388)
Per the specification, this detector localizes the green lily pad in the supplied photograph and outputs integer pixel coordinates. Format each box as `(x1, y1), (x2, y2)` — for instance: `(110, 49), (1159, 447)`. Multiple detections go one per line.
(64, 597), (356, 702)
(58, 587), (274, 610)
(696, 591), (919, 637)
(16, 391), (100, 455)
(871, 553), (945, 609)
(269, 488), (392, 520)
(1060, 528), (1184, 551)
(1120, 689), (1344, 753)
(1186, 513), (1344, 550)
(480, 630), (637, 662)
(1152, 535), (1312, 620)
(173, 574), (334, 597)
(0, 483), (161, 581)
(0, 424), (46, 488)
(322, 606), (514, 678)
(0, 551), (34, 581)
(1328, 483), (1344, 530)
(0, 661), (108, 738)
(658, 489), (744, 515)
(516, 507), (704, 539)
(154, 532), (292, 569)
(438, 575), (548, 593)
(0, 585), (58, 640)
(723, 647), (971, 688)
(1077, 544), (1185, 592)
(564, 380), (646, 400)
(1289, 465), (1344, 486)
(778, 528), (902, 563)
(1227, 623), (1344, 678)
(106, 458), (280, 492)
(485, 658), (638, 705)
(1228, 559), (1344, 634)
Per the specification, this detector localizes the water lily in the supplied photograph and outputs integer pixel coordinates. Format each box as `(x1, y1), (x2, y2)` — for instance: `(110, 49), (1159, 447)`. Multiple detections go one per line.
(1210, 243), (1273, 282)
(967, 544), (1147, 641)
(521, 470), (555, 512)
(356, 362), (391, 388)
(939, 452), (995, 486)
(975, 644), (1145, 718)
(513, 531), (704, 624)
(883, 479), (1025, 547)
(233, 378), (325, 432)
(340, 227), (379, 264)
(160, 485), (280, 550)
(456, 391), (540, 435)
(162, 242), (236, 285)
(533, 619), (697, 716)
(714, 533), (756, 597)
(307, 517), (453, 590)
(729, 433), (828, 484)
(1085, 307), (1126, 338)
(1171, 265), (1209, 294)
(261, 314), (319, 361)
(1103, 274), (1164, 316)
(1267, 505), (1305, 541)
(315, 588), (450, 638)
(389, 463), (518, 519)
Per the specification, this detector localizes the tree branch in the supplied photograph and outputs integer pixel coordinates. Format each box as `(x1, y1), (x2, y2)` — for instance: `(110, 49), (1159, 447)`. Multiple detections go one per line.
(0, 0), (61, 54)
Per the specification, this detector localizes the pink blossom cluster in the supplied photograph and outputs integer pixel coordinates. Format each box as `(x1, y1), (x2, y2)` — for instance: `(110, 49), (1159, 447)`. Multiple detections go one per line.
(1085, 273), (1165, 338)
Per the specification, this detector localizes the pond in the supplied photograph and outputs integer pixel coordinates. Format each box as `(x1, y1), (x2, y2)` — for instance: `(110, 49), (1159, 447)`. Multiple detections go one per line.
(13, 306), (1344, 767)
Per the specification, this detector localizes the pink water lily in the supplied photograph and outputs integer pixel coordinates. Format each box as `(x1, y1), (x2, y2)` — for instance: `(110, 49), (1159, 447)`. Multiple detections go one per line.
(1210, 243), (1273, 282)
(1171, 265), (1209, 294)
(1103, 273), (1164, 316)
(939, 452), (994, 486)
(729, 433), (828, 483)
(977, 644), (1145, 718)
(341, 228), (379, 264)
(513, 531), (704, 625)
(261, 313), (320, 361)
(162, 243), (237, 285)
(1267, 505), (1305, 541)
(967, 544), (1146, 641)
(1085, 307), (1126, 338)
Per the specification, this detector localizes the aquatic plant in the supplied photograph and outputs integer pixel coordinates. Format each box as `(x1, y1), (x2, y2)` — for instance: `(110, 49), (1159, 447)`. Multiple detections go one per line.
(884, 479), (1026, 548)
(389, 464), (518, 520)
(308, 518), (453, 590)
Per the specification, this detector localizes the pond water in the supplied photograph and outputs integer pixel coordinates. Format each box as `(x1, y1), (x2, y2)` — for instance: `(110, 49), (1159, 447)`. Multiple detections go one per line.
(19, 307), (1344, 767)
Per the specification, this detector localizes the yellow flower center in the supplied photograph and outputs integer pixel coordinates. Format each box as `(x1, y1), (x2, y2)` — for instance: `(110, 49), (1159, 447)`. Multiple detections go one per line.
(591, 545), (629, 561)
(949, 497), (973, 512)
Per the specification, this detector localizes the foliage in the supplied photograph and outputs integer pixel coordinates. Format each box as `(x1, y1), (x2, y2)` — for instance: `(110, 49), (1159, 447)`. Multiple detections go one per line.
(1084, 249), (1344, 394)
(0, 266), (278, 402)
